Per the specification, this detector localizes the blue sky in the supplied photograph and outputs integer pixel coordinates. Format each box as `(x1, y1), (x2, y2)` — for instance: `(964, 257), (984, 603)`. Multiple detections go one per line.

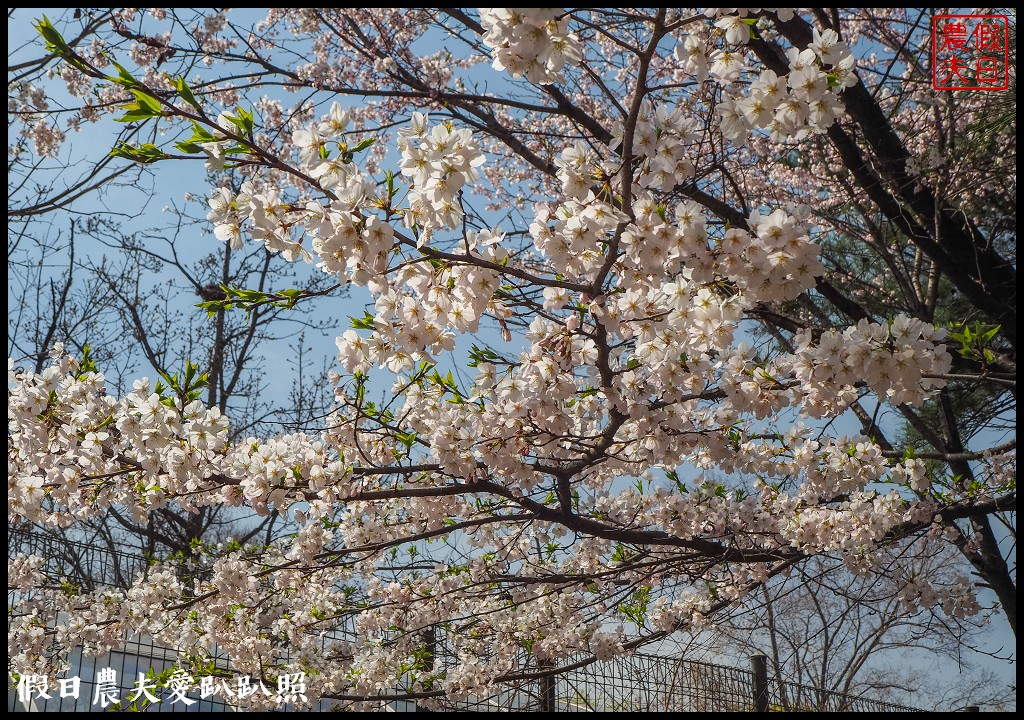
(7, 8), (1016, 709)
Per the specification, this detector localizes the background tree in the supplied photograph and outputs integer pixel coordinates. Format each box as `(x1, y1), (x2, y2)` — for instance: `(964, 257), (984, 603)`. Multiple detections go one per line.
(709, 544), (1016, 711)
(8, 8), (345, 568)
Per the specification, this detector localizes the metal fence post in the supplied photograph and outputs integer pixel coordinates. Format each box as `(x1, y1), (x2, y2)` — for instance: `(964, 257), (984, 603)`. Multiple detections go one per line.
(750, 654), (769, 712)
(538, 658), (556, 712)
(415, 625), (437, 712)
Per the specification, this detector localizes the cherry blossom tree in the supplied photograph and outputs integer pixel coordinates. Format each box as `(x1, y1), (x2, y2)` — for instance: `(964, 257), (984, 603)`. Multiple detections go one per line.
(8, 8), (1015, 709)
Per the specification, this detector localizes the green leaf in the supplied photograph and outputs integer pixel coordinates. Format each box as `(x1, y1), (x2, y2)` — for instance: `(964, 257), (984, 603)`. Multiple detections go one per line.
(134, 89), (163, 113)
(742, 16), (760, 40)
(197, 284), (315, 316)
(468, 344), (503, 368)
(618, 585), (652, 627)
(222, 107), (255, 139)
(190, 122), (218, 142)
(110, 142), (167, 164)
(115, 91), (165, 123)
(349, 311), (377, 330)
(351, 137), (375, 153)
(175, 141), (204, 154)
(277, 288), (303, 308)
(35, 16), (68, 54)
(115, 109), (159, 123)
(174, 76), (203, 113)
(396, 430), (418, 450)
(109, 60), (139, 88)
(948, 321), (1002, 365)
(76, 344), (97, 379)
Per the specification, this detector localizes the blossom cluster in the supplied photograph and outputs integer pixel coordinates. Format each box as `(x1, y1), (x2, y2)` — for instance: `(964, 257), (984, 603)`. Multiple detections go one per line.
(397, 112), (487, 239)
(718, 208), (824, 303)
(691, 14), (857, 143)
(206, 111), (487, 285)
(8, 347), (230, 526)
(782, 316), (953, 415)
(479, 8), (582, 84)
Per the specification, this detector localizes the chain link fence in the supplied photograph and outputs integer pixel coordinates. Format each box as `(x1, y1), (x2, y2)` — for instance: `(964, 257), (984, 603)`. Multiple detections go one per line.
(436, 652), (923, 713)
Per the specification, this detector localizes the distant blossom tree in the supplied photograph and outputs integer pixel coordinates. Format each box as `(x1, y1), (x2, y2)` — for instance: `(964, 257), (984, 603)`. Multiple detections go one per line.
(709, 542), (1016, 711)
(8, 8), (1015, 710)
